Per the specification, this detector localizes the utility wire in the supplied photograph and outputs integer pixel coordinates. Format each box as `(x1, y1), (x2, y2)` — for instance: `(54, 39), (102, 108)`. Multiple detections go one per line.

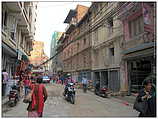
(37, 2), (138, 67)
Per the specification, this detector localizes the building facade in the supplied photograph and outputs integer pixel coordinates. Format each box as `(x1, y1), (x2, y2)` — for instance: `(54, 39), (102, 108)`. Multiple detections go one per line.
(55, 2), (156, 95)
(29, 41), (48, 67)
(50, 31), (62, 73)
(2, 2), (37, 78)
(118, 2), (156, 95)
(77, 2), (123, 93)
(62, 4), (90, 82)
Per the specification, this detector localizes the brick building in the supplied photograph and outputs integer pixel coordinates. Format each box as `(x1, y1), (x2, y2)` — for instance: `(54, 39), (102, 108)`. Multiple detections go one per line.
(56, 2), (156, 95)
(62, 4), (90, 81)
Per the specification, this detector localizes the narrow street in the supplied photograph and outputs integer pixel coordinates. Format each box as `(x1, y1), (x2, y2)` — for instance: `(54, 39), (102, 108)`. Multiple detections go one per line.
(2, 83), (139, 117)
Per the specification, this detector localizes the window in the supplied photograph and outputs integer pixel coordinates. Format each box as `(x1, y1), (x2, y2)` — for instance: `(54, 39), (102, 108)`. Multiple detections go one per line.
(129, 15), (144, 38)
(84, 56), (86, 67)
(108, 18), (113, 34)
(109, 48), (114, 56)
(108, 18), (113, 27)
(94, 30), (98, 44)
(21, 34), (24, 48)
(4, 11), (7, 27)
(77, 43), (79, 50)
(84, 38), (86, 44)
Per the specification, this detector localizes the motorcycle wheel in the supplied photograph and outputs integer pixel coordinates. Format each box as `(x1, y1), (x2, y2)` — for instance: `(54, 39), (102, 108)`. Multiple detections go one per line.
(70, 94), (75, 104)
(9, 101), (15, 107)
(102, 93), (108, 98)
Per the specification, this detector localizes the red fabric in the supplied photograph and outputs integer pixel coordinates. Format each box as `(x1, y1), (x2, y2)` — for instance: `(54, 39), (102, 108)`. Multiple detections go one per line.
(31, 85), (36, 110)
(28, 111), (38, 117)
(31, 84), (45, 113)
(24, 79), (30, 86)
(37, 84), (44, 113)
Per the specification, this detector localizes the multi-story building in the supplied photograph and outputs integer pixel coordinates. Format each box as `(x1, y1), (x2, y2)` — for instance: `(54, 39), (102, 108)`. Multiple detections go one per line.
(87, 2), (124, 93)
(29, 41), (48, 67)
(55, 2), (156, 95)
(56, 33), (65, 74)
(2, 2), (37, 77)
(62, 4), (89, 81)
(118, 2), (156, 95)
(50, 31), (62, 73)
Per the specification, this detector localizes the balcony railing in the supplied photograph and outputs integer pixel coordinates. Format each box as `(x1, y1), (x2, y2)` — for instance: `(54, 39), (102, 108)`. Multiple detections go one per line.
(2, 26), (16, 46)
(118, 3), (140, 20)
(93, 26), (123, 49)
(124, 32), (154, 49)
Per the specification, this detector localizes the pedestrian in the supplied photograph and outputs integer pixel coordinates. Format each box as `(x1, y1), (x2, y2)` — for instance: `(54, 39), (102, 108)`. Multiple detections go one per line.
(61, 76), (64, 85)
(19, 71), (25, 98)
(134, 79), (156, 117)
(27, 77), (48, 117)
(24, 75), (31, 96)
(2, 73), (5, 96)
(2, 69), (10, 96)
(82, 75), (88, 93)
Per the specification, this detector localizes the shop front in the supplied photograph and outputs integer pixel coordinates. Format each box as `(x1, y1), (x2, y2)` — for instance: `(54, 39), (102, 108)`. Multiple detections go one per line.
(93, 69), (120, 92)
(123, 43), (156, 95)
(2, 42), (17, 78)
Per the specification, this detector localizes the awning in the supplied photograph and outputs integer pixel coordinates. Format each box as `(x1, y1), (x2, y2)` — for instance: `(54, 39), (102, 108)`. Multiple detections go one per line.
(122, 42), (155, 55)
(17, 49), (29, 61)
(2, 42), (17, 58)
(123, 47), (155, 60)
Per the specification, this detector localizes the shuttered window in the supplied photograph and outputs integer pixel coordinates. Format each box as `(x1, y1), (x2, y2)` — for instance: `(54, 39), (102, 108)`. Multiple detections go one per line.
(129, 15), (144, 38)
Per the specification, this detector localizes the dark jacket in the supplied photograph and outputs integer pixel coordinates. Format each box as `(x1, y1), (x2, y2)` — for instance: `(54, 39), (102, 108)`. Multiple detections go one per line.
(137, 89), (156, 117)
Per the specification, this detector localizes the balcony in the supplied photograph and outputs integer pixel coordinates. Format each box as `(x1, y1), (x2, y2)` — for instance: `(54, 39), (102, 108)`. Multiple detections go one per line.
(2, 26), (17, 50)
(118, 3), (141, 20)
(93, 26), (123, 50)
(17, 2), (30, 32)
(5, 2), (21, 12)
(65, 22), (76, 34)
(124, 32), (155, 49)
(107, 26), (123, 40)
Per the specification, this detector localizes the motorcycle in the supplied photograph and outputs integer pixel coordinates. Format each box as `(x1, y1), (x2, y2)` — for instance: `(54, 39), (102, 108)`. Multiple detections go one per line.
(94, 85), (109, 98)
(64, 82), (76, 104)
(8, 85), (20, 107)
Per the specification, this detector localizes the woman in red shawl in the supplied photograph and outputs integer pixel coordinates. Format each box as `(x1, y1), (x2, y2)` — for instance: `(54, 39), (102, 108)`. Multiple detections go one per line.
(27, 77), (48, 117)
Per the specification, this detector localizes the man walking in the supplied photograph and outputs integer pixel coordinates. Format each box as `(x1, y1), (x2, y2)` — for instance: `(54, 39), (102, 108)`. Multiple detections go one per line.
(82, 75), (88, 93)
(2, 69), (10, 96)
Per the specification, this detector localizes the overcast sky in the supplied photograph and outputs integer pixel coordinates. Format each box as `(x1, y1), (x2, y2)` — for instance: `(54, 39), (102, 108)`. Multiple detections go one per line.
(35, 2), (91, 58)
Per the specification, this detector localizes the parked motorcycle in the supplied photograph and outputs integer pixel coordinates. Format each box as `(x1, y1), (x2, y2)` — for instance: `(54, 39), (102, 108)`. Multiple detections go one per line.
(64, 82), (76, 104)
(8, 85), (20, 107)
(94, 85), (109, 98)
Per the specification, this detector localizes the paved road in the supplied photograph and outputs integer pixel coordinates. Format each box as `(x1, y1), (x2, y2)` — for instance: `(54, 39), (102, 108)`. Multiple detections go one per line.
(2, 83), (139, 117)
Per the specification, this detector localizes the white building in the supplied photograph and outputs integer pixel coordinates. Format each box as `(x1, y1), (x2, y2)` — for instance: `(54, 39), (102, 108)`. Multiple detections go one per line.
(2, 2), (38, 78)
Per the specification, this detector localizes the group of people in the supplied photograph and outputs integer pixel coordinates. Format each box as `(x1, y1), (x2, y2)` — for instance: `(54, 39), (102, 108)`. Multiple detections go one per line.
(51, 74), (76, 85)
(26, 77), (48, 117)
(2, 69), (48, 117)
(20, 74), (48, 117)
(2, 70), (156, 117)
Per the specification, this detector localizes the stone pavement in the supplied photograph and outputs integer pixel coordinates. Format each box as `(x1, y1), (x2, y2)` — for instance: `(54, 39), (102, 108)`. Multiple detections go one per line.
(2, 83), (139, 117)
(2, 96), (8, 105)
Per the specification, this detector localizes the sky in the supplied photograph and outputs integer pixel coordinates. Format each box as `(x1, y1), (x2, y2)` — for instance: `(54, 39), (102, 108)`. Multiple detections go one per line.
(35, 2), (92, 58)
